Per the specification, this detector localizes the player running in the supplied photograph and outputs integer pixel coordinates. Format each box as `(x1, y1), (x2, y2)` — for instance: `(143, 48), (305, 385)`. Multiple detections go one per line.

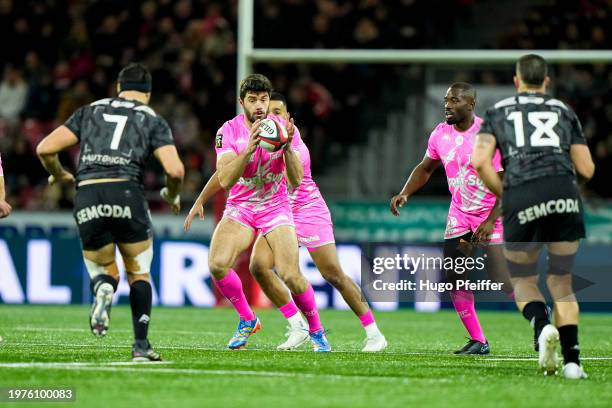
(203, 74), (330, 351)
(473, 54), (594, 379)
(36, 63), (184, 361)
(185, 92), (387, 352)
(0, 153), (12, 218)
(390, 82), (512, 355)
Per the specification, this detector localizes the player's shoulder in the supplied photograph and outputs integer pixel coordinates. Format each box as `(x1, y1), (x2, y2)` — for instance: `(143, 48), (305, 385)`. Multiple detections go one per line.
(429, 121), (450, 138)
(218, 114), (244, 135)
(88, 98), (160, 117)
(492, 95), (517, 110)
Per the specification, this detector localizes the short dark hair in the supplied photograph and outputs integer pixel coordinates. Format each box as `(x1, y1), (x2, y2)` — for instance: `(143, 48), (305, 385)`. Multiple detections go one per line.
(450, 82), (476, 100)
(118, 63), (152, 93)
(270, 91), (287, 105)
(516, 54), (547, 87)
(239, 74), (272, 99)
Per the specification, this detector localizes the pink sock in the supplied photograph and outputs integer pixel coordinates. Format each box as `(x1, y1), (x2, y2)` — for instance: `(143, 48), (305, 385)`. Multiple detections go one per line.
(291, 285), (322, 333)
(214, 269), (256, 321)
(450, 290), (486, 343)
(358, 310), (375, 328)
(279, 301), (300, 319)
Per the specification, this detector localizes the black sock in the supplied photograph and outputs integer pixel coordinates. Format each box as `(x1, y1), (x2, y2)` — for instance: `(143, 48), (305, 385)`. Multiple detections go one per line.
(522, 301), (550, 350)
(558, 325), (580, 365)
(129, 280), (152, 341)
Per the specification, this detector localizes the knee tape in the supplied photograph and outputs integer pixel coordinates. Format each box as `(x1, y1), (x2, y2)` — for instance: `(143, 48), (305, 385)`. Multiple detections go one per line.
(548, 253), (576, 275)
(84, 259), (118, 279)
(125, 246), (154, 275)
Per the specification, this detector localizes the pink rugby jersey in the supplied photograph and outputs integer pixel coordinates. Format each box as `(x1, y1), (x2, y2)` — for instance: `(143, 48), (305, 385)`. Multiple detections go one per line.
(214, 114), (300, 211)
(288, 137), (326, 211)
(426, 116), (503, 215)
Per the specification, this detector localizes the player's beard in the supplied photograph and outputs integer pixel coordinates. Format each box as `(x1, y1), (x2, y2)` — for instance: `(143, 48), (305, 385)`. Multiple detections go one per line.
(245, 108), (266, 123)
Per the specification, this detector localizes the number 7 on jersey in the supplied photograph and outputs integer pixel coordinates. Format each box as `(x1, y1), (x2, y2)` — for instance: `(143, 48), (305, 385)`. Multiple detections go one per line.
(103, 114), (128, 150)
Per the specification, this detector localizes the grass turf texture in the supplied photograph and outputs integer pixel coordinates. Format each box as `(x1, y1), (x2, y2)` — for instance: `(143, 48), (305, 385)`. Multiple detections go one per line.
(0, 306), (611, 408)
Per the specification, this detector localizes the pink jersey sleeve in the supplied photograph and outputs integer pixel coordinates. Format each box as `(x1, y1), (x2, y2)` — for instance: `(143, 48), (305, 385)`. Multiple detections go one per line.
(0, 153), (3, 176)
(426, 126), (441, 160)
(492, 148), (503, 172)
(214, 121), (237, 157)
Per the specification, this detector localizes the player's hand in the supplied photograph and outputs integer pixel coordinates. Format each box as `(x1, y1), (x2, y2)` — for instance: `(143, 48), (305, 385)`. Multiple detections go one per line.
(48, 170), (75, 185)
(160, 187), (181, 214)
(390, 194), (408, 216)
(285, 115), (295, 145)
(246, 119), (261, 155)
(0, 199), (12, 218)
(472, 219), (495, 246)
(184, 201), (205, 231)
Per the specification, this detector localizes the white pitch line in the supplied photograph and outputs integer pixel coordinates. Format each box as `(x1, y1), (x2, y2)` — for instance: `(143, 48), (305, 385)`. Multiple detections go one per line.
(12, 327), (224, 335)
(0, 361), (172, 367)
(2, 341), (611, 360)
(0, 363), (420, 383)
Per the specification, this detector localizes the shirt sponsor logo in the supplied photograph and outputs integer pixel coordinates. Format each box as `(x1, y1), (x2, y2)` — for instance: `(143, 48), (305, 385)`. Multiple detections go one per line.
(76, 204), (132, 224)
(238, 172), (283, 187)
(215, 133), (223, 148)
(81, 154), (131, 165)
(448, 174), (486, 188)
(518, 198), (580, 225)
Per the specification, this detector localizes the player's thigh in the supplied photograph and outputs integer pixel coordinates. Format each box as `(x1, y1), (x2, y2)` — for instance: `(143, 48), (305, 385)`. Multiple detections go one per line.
(264, 225), (299, 268)
(547, 241), (579, 256)
(209, 217), (255, 270)
(83, 243), (116, 264)
(442, 232), (474, 281)
(503, 246), (541, 264)
(249, 234), (275, 276)
(309, 243), (344, 280)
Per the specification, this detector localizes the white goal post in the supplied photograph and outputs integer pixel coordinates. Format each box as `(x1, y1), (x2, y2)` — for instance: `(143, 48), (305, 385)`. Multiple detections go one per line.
(237, 0), (612, 112)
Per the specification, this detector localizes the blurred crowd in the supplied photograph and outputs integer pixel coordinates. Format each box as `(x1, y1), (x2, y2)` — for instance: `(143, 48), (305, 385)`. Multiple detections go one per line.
(0, 0), (610, 212)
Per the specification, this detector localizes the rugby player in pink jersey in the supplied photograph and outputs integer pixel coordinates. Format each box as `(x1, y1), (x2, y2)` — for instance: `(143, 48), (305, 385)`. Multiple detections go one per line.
(185, 92), (386, 352)
(201, 74), (330, 351)
(390, 82), (512, 355)
(0, 153), (12, 218)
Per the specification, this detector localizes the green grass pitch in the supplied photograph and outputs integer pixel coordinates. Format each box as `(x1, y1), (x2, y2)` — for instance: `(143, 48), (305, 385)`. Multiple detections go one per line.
(1, 305), (611, 407)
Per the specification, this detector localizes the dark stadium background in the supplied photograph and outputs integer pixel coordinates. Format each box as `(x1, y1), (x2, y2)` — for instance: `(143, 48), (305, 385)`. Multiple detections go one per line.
(0, 0), (610, 212)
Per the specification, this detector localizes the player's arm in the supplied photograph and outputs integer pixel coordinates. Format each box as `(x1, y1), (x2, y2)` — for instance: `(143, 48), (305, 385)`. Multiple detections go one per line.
(570, 145), (595, 182)
(184, 171), (223, 231)
(0, 175), (12, 218)
(36, 125), (79, 184)
(472, 133), (503, 198)
(154, 145), (185, 214)
(472, 172), (503, 245)
(217, 120), (261, 189)
(390, 154), (440, 216)
(283, 117), (303, 188)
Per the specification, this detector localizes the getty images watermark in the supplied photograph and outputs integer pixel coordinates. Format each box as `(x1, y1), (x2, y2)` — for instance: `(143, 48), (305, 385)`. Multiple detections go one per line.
(360, 242), (609, 303)
(370, 252), (504, 292)
(359, 243), (513, 303)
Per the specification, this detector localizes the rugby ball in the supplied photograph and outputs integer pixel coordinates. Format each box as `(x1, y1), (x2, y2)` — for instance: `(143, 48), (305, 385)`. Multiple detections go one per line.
(258, 118), (288, 152)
